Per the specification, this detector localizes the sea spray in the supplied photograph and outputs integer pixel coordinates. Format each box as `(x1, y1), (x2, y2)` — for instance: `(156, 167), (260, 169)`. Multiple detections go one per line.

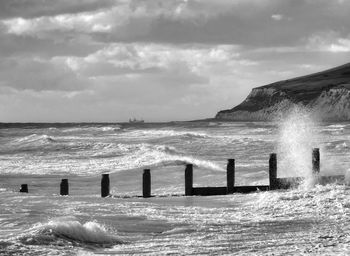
(276, 106), (321, 188)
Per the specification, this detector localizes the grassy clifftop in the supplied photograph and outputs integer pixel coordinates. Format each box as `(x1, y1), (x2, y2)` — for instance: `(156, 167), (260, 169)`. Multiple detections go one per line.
(216, 63), (350, 120)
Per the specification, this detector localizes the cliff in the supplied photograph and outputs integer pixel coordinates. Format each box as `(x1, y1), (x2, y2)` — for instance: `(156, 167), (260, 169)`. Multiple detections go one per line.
(215, 63), (350, 121)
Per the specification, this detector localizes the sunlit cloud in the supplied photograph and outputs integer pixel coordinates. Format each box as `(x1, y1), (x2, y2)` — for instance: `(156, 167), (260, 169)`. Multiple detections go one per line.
(271, 14), (283, 21)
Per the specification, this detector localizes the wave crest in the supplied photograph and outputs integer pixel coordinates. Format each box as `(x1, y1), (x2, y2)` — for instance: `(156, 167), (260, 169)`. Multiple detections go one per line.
(108, 143), (225, 173)
(124, 129), (209, 139)
(19, 218), (123, 247)
(16, 134), (56, 144)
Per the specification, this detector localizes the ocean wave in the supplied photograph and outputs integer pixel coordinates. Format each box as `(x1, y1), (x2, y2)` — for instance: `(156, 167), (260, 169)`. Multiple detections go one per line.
(115, 143), (178, 154)
(89, 142), (225, 173)
(327, 124), (347, 128)
(1, 134), (59, 154)
(322, 124), (346, 133)
(106, 143), (225, 173)
(19, 218), (123, 247)
(89, 143), (182, 160)
(101, 126), (121, 132)
(122, 129), (265, 143)
(124, 129), (210, 139)
(62, 126), (121, 133)
(0, 139), (225, 175)
(242, 170), (268, 178)
(162, 227), (196, 235)
(15, 134), (56, 144)
(325, 140), (350, 150)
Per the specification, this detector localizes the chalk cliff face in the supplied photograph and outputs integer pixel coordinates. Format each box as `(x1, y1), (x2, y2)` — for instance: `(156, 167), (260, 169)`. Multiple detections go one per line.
(216, 63), (350, 121)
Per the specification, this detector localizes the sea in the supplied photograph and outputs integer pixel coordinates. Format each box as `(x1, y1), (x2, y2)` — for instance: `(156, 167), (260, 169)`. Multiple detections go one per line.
(1, 111), (350, 255)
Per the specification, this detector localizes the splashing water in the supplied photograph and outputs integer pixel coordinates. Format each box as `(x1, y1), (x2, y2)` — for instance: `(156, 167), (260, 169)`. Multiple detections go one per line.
(277, 107), (321, 187)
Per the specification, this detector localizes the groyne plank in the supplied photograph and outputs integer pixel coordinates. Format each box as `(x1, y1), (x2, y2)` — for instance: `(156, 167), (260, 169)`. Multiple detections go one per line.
(192, 187), (227, 196)
(192, 185), (270, 196)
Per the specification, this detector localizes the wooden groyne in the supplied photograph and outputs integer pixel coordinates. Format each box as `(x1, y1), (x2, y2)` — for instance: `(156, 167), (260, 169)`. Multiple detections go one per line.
(101, 173), (110, 197)
(143, 169), (151, 198)
(16, 148), (346, 197)
(60, 179), (69, 196)
(19, 184), (28, 193)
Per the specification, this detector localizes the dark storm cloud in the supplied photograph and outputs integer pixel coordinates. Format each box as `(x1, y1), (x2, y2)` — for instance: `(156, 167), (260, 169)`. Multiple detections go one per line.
(0, 58), (91, 92)
(91, 0), (350, 47)
(0, 32), (102, 58)
(3, 0), (350, 49)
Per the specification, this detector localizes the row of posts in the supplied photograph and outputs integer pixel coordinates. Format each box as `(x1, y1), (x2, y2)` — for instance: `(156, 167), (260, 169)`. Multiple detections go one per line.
(18, 148), (320, 197)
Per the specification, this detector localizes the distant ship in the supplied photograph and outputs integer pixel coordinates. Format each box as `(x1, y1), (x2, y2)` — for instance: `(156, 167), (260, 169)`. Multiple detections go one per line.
(129, 118), (145, 124)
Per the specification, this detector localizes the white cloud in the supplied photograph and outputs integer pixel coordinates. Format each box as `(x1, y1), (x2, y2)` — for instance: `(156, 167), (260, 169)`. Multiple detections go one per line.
(306, 31), (350, 52)
(328, 38), (350, 52)
(271, 14), (283, 21)
(1, 0), (230, 38)
(67, 43), (242, 78)
(2, 10), (113, 36)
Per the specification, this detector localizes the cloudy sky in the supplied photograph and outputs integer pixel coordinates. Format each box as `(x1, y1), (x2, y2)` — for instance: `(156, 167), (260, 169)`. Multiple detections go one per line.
(1, 0), (350, 122)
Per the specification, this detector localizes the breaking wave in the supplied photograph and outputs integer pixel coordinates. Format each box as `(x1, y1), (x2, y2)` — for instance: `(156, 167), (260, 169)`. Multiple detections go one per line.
(19, 218), (123, 247)
(0, 139), (225, 175)
(325, 140), (350, 151)
(106, 143), (226, 173)
(15, 134), (56, 144)
(322, 124), (346, 133)
(123, 129), (210, 139)
(62, 126), (121, 133)
(1, 134), (60, 154)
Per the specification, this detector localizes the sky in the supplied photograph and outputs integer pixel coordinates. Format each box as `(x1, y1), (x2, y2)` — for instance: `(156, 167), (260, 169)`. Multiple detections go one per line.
(1, 0), (350, 122)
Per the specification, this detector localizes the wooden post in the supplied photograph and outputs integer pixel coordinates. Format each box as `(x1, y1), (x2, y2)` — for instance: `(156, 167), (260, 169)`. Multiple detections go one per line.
(60, 179), (69, 196)
(227, 159), (235, 193)
(185, 164), (193, 196)
(143, 169), (151, 198)
(20, 184), (28, 193)
(269, 153), (277, 190)
(101, 174), (110, 197)
(312, 148), (320, 174)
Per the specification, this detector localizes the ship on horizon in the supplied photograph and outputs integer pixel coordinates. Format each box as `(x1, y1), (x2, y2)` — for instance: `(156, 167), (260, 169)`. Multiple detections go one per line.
(128, 118), (145, 123)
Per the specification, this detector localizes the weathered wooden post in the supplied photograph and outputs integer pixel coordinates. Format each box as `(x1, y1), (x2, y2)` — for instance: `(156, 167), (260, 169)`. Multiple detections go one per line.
(269, 153), (277, 190)
(312, 148), (320, 174)
(20, 184), (28, 193)
(60, 179), (69, 196)
(227, 159), (235, 194)
(185, 164), (193, 196)
(143, 169), (151, 198)
(101, 174), (110, 197)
